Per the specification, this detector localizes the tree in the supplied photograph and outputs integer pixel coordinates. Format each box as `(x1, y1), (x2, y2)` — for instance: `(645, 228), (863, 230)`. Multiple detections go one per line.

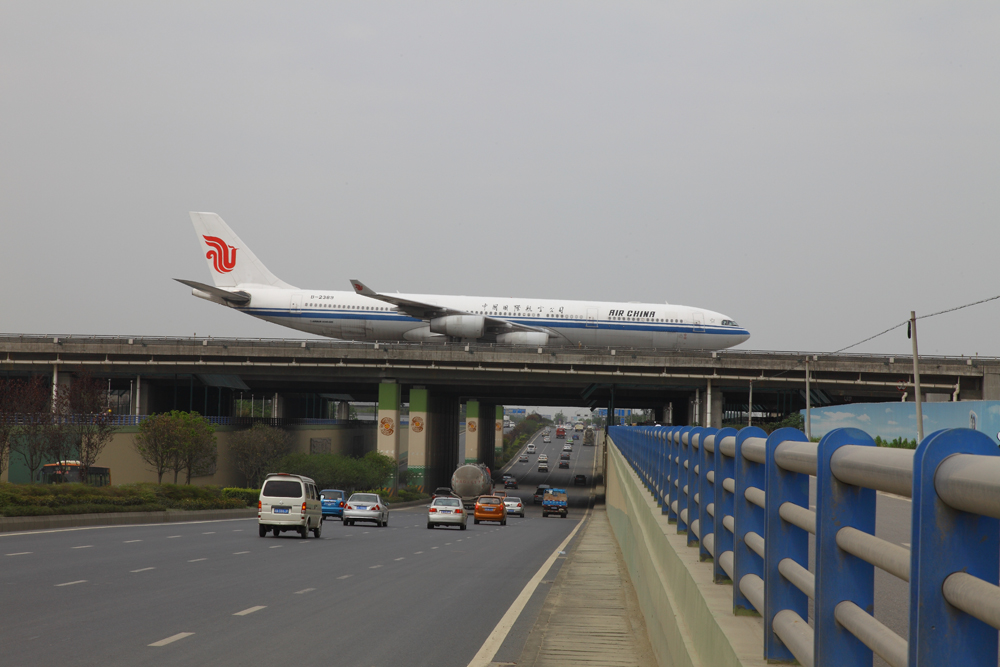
(230, 423), (290, 489)
(66, 373), (116, 483)
(0, 379), (18, 481)
(554, 411), (566, 424)
(11, 377), (53, 483)
(170, 412), (217, 484)
(133, 413), (181, 483)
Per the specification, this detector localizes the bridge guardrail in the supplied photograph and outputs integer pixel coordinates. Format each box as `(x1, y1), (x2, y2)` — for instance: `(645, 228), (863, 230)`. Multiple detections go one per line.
(611, 424), (1000, 666)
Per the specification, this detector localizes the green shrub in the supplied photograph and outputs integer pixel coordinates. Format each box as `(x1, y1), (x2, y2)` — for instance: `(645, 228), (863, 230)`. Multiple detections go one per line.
(222, 487), (258, 507)
(875, 436), (917, 449)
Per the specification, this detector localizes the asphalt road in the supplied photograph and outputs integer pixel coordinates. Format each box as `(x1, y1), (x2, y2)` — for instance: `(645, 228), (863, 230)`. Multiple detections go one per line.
(0, 427), (597, 667)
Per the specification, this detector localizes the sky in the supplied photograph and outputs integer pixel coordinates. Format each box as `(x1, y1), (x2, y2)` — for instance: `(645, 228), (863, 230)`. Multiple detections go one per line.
(2, 2), (998, 356)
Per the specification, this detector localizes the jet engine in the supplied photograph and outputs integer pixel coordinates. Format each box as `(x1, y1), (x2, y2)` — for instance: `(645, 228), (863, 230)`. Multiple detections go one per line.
(496, 331), (549, 346)
(429, 315), (485, 339)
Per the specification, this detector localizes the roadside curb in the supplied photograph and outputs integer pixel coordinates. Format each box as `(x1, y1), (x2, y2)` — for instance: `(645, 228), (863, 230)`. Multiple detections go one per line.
(0, 508), (257, 533)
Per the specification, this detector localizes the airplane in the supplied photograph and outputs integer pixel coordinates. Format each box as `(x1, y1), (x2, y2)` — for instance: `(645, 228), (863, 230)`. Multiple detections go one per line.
(177, 212), (750, 350)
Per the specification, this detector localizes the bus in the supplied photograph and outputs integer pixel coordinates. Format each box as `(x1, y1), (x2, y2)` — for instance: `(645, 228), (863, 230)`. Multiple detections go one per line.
(38, 461), (112, 486)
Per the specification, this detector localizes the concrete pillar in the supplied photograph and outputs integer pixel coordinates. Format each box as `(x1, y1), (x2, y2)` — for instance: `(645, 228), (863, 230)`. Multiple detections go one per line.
(407, 387), (430, 492)
(377, 382), (401, 491)
(427, 394), (460, 492)
(464, 400), (481, 464)
(336, 401), (350, 421)
(495, 405), (504, 464)
(711, 390), (723, 429)
(984, 370), (1000, 401)
(272, 393), (284, 419)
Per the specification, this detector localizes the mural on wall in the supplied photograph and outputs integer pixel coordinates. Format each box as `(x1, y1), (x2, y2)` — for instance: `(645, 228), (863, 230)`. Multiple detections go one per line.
(805, 401), (1000, 446)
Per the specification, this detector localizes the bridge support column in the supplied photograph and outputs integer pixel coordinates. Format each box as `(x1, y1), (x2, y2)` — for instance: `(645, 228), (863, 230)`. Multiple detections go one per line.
(464, 401), (481, 465)
(426, 394), (460, 492)
(377, 381), (401, 491)
(495, 405), (504, 464)
(407, 387), (429, 492)
(336, 401), (350, 421)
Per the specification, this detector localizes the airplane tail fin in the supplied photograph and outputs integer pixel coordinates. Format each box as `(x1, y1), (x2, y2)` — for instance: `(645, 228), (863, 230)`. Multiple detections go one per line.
(189, 212), (294, 289)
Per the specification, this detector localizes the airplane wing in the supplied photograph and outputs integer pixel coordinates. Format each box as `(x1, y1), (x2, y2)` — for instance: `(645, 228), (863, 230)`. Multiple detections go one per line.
(175, 279), (252, 305)
(349, 279), (552, 338)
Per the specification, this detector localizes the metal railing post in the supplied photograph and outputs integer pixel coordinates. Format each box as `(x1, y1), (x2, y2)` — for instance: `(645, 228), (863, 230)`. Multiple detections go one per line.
(698, 428), (718, 561)
(815, 428), (877, 667)
(667, 427), (681, 522)
(764, 427), (811, 662)
(686, 427), (706, 547)
(733, 426), (767, 615)
(656, 427), (667, 508)
(677, 427), (694, 534)
(910, 428), (999, 666)
(713, 427), (738, 584)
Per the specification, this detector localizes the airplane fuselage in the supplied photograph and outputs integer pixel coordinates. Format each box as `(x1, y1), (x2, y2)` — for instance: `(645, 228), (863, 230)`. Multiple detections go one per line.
(202, 286), (751, 350)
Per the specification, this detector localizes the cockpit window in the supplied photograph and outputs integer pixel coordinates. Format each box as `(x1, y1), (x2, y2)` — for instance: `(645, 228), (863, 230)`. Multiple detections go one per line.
(721, 320), (740, 327)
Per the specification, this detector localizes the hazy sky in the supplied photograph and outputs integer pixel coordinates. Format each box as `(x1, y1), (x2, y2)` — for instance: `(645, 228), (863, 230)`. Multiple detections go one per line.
(2, 3), (998, 356)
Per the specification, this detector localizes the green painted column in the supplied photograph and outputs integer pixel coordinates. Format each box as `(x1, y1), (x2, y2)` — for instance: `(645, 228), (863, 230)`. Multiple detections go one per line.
(407, 387), (429, 492)
(464, 400), (480, 465)
(495, 405), (505, 461)
(377, 381), (401, 491)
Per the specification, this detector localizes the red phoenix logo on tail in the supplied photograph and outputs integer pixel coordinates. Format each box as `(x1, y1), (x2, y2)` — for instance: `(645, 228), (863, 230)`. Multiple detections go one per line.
(203, 236), (237, 273)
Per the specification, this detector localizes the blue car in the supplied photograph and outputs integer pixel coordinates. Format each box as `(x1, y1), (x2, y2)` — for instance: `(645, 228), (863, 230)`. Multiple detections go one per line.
(320, 489), (346, 520)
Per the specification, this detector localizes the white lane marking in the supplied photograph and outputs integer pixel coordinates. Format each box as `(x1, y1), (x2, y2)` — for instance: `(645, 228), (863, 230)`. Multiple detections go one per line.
(394, 557), (405, 561)
(0, 517), (257, 538)
(6, 552), (32, 556)
(466, 507), (592, 667)
(149, 632), (194, 647)
(431, 546), (438, 549)
(269, 545), (282, 549)
(363, 532), (369, 534)
(167, 536), (181, 539)
(233, 606), (266, 616)
(445, 542), (452, 545)
(202, 532), (216, 535)
(188, 558), (207, 563)
(55, 580), (87, 587)
(71, 545), (93, 549)
(124, 539), (142, 543)
(294, 588), (315, 594)
(414, 551), (423, 554)
(337, 575), (352, 580)
(131, 567), (155, 573)
(233, 551), (250, 555)
(232, 529), (243, 532)
(369, 564), (382, 569)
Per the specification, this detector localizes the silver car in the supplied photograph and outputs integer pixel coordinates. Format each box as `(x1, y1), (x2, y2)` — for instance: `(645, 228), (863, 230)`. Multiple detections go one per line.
(427, 496), (468, 529)
(343, 493), (390, 527)
(503, 496), (525, 517)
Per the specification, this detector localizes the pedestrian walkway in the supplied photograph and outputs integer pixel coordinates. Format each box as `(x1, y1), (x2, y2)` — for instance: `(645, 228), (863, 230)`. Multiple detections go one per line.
(514, 504), (657, 667)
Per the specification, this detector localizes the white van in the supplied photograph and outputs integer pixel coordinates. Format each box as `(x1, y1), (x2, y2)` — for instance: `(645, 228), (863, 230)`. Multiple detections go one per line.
(258, 473), (323, 538)
(526, 444), (536, 454)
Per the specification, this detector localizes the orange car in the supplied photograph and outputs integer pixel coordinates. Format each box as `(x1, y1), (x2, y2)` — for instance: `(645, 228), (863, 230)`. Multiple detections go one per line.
(474, 495), (507, 526)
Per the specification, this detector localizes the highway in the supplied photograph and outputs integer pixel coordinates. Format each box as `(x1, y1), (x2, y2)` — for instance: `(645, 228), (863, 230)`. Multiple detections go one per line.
(0, 425), (596, 667)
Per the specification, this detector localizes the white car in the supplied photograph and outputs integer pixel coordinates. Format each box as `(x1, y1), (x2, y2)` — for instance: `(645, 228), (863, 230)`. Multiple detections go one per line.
(538, 454), (548, 463)
(427, 496), (467, 529)
(503, 496), (525, 517)
(343, 493), (390, 527)
(526, 444), (536, 454)
(258, 473), (323, 538)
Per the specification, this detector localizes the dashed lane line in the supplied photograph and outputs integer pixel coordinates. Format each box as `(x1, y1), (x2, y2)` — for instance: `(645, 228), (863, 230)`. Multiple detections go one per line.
(395, 557), (405, 561)
(233, 551), (250, 555)
(431, 546), (439, 550)
(167, 536), (181, 539)
(149, 632), (194, 647)
(337, 575), (352, 580)
(131, 567), (155, 573)
(414, 551), (423, 554)
(294, 588), (315, 594)
(71, 545), (93, 549)
(269, 545), (282, 549)
(369, 565), (382, 569)
(6, 552), (32, 556)
(233, 606), (266, 616)
(55, 580), (87, 587)
(202, 532), (216, 535)
(188, 558), (207, 563)
(124, 540), (142, 543)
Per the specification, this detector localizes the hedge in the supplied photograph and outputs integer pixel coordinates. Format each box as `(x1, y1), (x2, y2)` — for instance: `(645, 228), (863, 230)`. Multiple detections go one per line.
(0, 482), (253, 516)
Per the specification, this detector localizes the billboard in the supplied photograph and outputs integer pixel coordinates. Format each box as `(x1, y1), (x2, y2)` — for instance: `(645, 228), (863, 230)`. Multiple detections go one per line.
(805, 401), (1000, 446)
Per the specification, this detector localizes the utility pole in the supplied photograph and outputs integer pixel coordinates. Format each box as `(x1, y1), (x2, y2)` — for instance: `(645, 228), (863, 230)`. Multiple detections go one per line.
(910, 311), (924, 443)
(805, 361), (811, 440)
(748, 380), (753, 427)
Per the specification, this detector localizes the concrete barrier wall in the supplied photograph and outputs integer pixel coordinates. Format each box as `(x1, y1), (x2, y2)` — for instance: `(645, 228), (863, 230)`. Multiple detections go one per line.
(605, 437), (766, 667)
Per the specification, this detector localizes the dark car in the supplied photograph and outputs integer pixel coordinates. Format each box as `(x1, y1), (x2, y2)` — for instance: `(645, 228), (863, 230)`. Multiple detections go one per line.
(533, 484), (551, 504)
(504, 478), (519, 489)
(559, 452), (570, 460)
(558, 460), (569, 469)
(574, 474), (587, 486)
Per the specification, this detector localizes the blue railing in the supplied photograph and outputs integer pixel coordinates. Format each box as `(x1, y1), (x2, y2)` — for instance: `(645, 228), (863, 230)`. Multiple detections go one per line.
(610, 425), (1000, 667)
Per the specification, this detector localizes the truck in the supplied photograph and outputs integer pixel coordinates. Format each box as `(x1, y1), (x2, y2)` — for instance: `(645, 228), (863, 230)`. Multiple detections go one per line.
(583, 427), (596, 447)
(542, 488), (568, 518)
(574, 423), (584, 432)
(556, 427), (566, 439)
(451, 463), (494, 509)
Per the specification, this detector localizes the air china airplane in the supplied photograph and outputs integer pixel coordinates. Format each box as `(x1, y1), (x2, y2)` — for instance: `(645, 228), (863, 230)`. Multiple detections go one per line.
(177, 213), (750, 350)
